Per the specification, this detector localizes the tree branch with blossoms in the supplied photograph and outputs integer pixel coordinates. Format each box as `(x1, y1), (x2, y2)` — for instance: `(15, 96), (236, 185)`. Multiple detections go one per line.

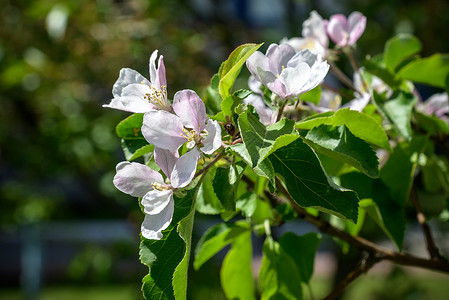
(104, 9), (449, 300)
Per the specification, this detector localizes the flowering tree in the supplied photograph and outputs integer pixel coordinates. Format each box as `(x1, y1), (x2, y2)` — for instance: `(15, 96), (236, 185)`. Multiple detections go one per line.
(104, 10), (449, 300)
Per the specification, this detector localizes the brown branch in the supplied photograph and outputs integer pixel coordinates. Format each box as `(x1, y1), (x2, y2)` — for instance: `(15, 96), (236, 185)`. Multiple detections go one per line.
(329, 61), (356, 91)
(410, 187), (445, 261)
(323, 254), (380, 300)
(270, 179), (449, 273)
(193, 151), (226, 179)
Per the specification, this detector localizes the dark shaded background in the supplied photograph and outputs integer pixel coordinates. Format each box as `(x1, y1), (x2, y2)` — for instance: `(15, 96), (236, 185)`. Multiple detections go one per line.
(1, 0), (449, 299)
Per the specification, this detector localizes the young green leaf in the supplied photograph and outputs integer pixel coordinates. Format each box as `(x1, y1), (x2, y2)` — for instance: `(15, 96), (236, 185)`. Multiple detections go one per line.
(398, 54), (449, 88)
(278, 232), (321, 283)
(413, 111), (449, 135)
(219, 43), (263, 99)
(140, 189), (196, 300)
(196, 166), (224, 215)
(259, 237), (303, 300)
(116, 113), (144, 138)
(304, 124), (379, 178)
(384, 34), (422, 71)
(380, 136), (429, 206)
(340, 172), (406, 249)
(299, 85), (322, 104)
(270, 138), (359, 222)
(193, 222), (250, 270)
(220, 231), (255, 300)
(296, 108), (391, 151)
(213, 162), (246, 211)
(373, 91), (417, 141)
(237, 109), (299, 167)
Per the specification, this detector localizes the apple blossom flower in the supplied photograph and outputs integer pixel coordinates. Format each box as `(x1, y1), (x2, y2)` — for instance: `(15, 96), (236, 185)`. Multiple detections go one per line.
(325, 12), (366, 47)
(280, 11), (329, 57)
(416, 93), (449, 123)
(103, 50), (173, 113)
(113, 148), (196, 239)
(141, 89), (222, 175)
(246, 44), (329, 100)
(245, 76), (277, 125)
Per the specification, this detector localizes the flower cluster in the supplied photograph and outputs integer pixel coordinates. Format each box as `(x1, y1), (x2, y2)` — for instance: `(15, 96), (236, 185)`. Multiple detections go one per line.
(104, 50), (222, 239)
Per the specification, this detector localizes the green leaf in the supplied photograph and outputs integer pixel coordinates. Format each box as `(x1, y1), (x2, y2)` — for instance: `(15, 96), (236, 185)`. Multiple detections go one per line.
(364, 60), (403, 89)
(227, 143), (276, 189)
(299, 85), (321, 104)
(204, 73), (222, 114)
(193, 222), (250, 270)
(116, 113), (144, 139)
(384, 34), (422, 71)
(380, 136), (429, 206)
(422, 155), (449, 193)
(173, 200), (196, 300)
(270, 138), (359, 222)
(296, 108), (391, 151)
(259, 237), (303, 300)
(121, 139), (151, 161)
(196, 166), (224, 215)
(219, 43), (263, 99)
(278, 232), (321, 283)
(221, 89), (252, 118)
(213, 162), (246, 211)
(220, 231), (255, 300)
(373, 91), (417, 141)
(140, 189), (196, 300)
(236, 191), (258, 217)
(398, 54), (449, 88)
(238, 109), (299, 167)
(304, 124), (379, 178)
(413, 111), (449, 135)
(340, 172), (406, 249)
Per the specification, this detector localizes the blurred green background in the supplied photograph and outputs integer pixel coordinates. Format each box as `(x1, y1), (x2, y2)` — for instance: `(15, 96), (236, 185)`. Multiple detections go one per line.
(1, 0), (449, 299)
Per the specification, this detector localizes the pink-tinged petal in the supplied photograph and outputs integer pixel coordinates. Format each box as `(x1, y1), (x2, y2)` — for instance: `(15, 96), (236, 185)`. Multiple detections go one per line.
(267, 44), (297, 75)
(326, 14), (349, 47)
(288, 49), (321, 68)
(173, 89), (207, 131)
(248, 75), (262, 94)
(347, 12), (366, 46)
(156, 55), (167, 88)
(246, 51), (271, 83)
(142, 189), (173, 215)
(149, 50), (158, 86)
(302, 11), (329, 49)
(170, 147), (201, 188)
(244, 94), (275, 125)
(154, 147), (179, 179)
(141, 200), (174, 240)
(266, 79), (288, 99)
(105, 83), (157, 113)
(113, 162), (163, 197)
(112, 68), (150, 98)
(142, 110), (187, 153)
(279, 63), (311, 95)
(255, 67), (277, 87)
(201, 120), (222, 155)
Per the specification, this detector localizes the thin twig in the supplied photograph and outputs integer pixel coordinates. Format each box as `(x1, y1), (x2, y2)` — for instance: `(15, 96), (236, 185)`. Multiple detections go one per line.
(323, 254), (380, 300)
(193, 151), (226, 179)
(344, 48), (368, 93)
(270, 179), (449, 273)
(410, 186), (445, 261)
(321, 82), (353, 100)
(329, 61), (356, 91)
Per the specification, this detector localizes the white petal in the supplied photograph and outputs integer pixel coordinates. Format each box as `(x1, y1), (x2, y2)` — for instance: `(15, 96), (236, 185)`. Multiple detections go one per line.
(170, 147), (201, 188)
(106, 83), (156, 113)
(201, 120), (222, 155)
(140, 200), (174, 240)
(149, 50), (158, 85)
(142, 110), (187, 153)
(142, 189), (173, 215)
(112, 68), (150, 98)
(154, 147), (179, 179)
(113, 162), (163, 197)
(173, 89), (207, 131)
(279, 63), (311, 95)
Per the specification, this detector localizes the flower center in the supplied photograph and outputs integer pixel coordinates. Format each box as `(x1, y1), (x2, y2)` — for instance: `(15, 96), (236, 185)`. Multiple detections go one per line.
(180, 127), (208, 149)
(144, 85), (171, 111)
(151, 182), (168, 191)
